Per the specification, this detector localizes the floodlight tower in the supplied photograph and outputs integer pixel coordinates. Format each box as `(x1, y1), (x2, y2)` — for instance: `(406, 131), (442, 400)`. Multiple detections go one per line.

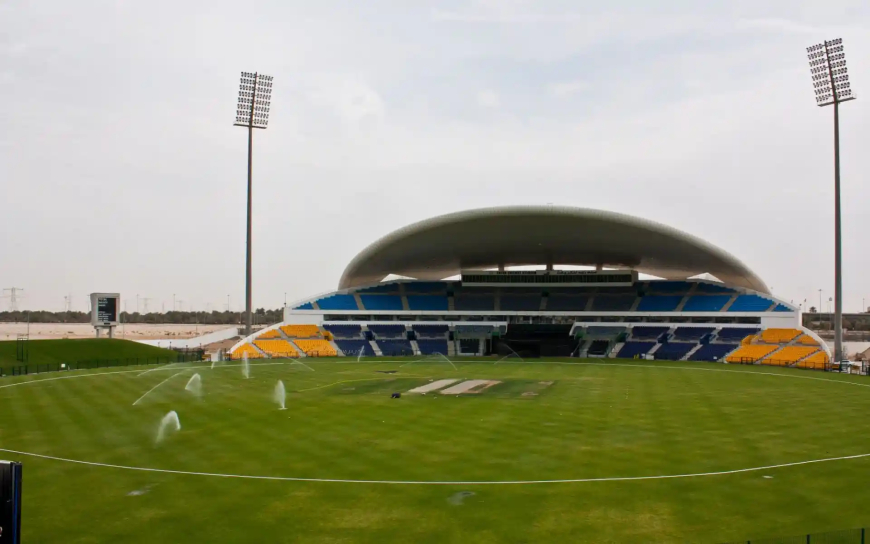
(234, 71), (274, 336)
(806, 39), (855, 363)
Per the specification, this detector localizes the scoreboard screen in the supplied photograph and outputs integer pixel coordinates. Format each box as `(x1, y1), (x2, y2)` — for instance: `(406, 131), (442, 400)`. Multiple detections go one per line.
(90, 293), (120, 326)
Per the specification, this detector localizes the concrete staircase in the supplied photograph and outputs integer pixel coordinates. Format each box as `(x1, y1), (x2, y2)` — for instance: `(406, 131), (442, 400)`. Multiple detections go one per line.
(682, 344), (703, 361)
(369, 340), (383, 356)
(410, 340), (420, 355)
(720, 294), (739, 312)
(352, 293), (364, 310)
(608, 342), (624, 358)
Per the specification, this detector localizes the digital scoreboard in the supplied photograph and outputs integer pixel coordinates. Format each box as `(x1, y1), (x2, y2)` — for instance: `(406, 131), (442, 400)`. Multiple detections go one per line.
(89, 293), (120, 327)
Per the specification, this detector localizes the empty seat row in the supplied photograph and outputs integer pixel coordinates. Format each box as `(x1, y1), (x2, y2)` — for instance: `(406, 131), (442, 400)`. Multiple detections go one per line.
(617, 341), (655, 358)
(636, 296), (682, 312)
(280, 324), (320, 338)
(294, 339), (336, 357)
(546, 295), (590, 311)
(258, 329), (282, 339)
(359, 295), (403, 310)
(412, 324), (449, 337)
(759, 328), (802, 344)
(690, 343), (737, 362)
(254, 339), (298, 358)
(682, 295), (731, 312)
(725, 344), (778, 363)
(377, 340), (414, 356)
(322, 324), (362, 338)
(631, 326), (670, 339)
(673, 327), (715, 340)
(654, 343), (695, 360)
(407, 295), (449, 311)
(335, 340), (374, 356)
(417, 339), (449, 355)
(763, 346), (818, 366)
(231, 343), (265, 359)
(368, 324), (406, 338)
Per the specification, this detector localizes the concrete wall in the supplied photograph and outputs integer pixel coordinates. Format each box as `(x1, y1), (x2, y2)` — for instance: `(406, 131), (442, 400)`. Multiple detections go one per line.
(136, 327), (239, 349)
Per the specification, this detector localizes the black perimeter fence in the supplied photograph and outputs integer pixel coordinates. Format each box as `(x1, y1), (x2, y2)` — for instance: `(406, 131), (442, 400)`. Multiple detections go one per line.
(723, 527), (868, 544)
(0, 349), (204, 378)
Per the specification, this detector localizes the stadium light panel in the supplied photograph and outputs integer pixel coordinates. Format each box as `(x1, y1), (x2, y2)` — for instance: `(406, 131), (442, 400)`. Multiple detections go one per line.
(807, 39), (854, 106)
(234, 72), (273, 128)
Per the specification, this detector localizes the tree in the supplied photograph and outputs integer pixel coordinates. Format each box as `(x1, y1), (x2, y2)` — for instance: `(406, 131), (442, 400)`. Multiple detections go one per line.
(809, 306), (817, 313)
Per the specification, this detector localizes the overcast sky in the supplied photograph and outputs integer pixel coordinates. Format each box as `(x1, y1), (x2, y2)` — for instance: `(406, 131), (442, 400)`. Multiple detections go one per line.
(1, 0), (868, 314)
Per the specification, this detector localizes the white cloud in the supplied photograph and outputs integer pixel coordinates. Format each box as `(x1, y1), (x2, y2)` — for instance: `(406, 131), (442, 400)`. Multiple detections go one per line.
(476, 89), (500, 108)
(548, 80), (589, 97)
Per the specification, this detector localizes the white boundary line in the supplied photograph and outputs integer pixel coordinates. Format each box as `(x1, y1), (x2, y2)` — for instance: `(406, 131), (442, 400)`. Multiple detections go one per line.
(0, 447), (867, 485)
(3, 360), (870, 485)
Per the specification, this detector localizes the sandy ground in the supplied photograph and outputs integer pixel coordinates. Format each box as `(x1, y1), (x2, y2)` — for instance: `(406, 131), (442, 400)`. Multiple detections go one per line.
(0, 323), (234, 341)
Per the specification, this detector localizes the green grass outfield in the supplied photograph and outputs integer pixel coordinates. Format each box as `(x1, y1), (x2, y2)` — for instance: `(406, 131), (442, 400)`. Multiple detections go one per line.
(0, 339), (181, 374)
(2, 357), (870, 543)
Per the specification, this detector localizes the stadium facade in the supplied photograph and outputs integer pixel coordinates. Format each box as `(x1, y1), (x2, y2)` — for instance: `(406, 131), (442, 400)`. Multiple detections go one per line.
(231, 206), (830, 369)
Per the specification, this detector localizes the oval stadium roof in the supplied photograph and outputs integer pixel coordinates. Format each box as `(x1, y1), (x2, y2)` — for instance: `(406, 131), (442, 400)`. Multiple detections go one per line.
(339, 206), (769, 294)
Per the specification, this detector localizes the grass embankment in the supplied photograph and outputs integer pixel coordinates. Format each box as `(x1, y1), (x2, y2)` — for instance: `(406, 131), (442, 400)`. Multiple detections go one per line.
(0, 338), (181, 374)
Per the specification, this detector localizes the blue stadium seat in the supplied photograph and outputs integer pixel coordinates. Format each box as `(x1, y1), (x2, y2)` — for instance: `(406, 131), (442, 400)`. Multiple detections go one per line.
(716, 328), (759, 341)
(416, 340), (449, 355)
(368, 324), (406, 338)
(407, 295), (449, 311)
(317, 294), (358, 310)
(377, 340), (414, 356)
(617, 341), (655, 358)
(682, 295), (731, 312)
(636, 296), (683, 311)
(359, 295), (403, 311)
(323, 324), (362, 338)
(728, 295), (773, 312)
(500, 295), (541, 311)
(454, 296), (495, 311)
(654, 343), (695, 361)
(673, 327), (715, 341)
(412, 324), (449, 337)
(631, 326), (669, 340)
(546, 295), (589, 311)
(334, 340), (374, 356)
(690, 343), (738, 362)
(294, 302), (314, 310)
(405, 282), (448, 293)
(591, 295), (636, 311)
(773, 304), (791, 312)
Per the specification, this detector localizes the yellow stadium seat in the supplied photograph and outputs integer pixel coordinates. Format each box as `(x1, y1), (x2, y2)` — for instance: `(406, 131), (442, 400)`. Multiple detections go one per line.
(726, 344), (778, 364)
(741, 334), (757, 345)
(763, 346), (819, 367)
(796, 350), (830, 370)
(294, 339), (337, 357)
(254, 339), (299, 358)
(280, 325), (321, 338)
(796, 335), (819, 346)
(231, 343), (264, 359)
(257, 329), (282, 339)
(759, 328), (802, 344)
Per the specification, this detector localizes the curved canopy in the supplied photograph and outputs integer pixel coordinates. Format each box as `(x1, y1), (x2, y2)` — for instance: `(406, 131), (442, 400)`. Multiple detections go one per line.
(339, 206), (769, 294)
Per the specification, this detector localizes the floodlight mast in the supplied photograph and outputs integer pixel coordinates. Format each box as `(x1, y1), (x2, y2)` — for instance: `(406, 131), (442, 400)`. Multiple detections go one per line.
(234, 72), (273, 336)
(806, 39), (855, 364)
